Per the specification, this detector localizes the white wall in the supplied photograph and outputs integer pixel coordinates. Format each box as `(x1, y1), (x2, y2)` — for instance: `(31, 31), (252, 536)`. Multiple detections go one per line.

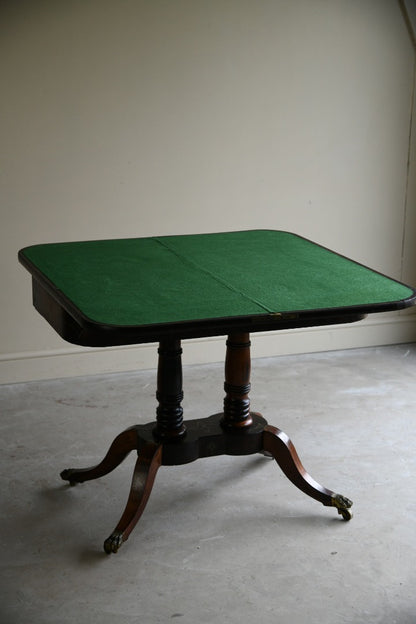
(2, 0), (416, 383)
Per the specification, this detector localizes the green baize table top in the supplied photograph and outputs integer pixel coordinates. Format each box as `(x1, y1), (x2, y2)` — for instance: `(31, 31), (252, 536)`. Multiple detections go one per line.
(19, 230), (416, 344)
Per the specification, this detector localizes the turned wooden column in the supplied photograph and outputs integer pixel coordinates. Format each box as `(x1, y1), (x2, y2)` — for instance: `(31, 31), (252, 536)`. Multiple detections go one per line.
(221, 332), (253, 429)
(154, 338), (186, 439)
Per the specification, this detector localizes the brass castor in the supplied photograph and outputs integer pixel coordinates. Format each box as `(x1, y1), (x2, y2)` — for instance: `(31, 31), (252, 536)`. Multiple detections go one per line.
(104, 531), (124, 554)
(331, 493), (353, 521)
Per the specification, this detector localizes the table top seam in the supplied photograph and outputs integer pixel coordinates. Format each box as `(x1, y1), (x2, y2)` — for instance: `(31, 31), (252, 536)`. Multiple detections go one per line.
(152, 236), (274, 315)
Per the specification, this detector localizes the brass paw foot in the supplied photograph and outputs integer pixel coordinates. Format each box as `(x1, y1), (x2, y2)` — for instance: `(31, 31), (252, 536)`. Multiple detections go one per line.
(60, 468), (78, 486)
(104, 531), (124, 554)
(331, 493), (353, 520)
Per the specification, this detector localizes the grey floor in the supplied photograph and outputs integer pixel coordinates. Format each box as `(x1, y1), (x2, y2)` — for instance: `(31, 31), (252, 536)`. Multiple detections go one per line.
(1, 343), (416, 624)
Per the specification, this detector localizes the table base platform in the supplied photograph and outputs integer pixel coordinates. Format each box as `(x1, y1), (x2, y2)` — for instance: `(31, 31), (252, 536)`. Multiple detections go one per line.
(60, 333), (352, 554)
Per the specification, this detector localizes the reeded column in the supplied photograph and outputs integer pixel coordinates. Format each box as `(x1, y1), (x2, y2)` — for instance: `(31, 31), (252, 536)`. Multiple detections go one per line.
(154, 339), (186, 439)
(222, 332), (253, 429)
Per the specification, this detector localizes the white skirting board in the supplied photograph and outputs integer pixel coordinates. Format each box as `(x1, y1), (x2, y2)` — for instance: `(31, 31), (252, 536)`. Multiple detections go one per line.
(1, 312), (416, 385)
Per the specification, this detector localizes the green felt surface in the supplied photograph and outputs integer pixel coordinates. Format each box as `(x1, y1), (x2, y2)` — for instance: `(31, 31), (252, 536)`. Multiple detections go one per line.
(20, 230), (414, 327)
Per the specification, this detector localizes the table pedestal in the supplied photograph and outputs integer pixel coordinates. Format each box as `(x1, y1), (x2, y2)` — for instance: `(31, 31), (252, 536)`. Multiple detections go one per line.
(61, 333), (353, 554)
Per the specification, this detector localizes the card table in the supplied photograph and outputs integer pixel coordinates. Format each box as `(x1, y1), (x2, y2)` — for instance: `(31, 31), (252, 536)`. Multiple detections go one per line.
(18, 230), (416, 553)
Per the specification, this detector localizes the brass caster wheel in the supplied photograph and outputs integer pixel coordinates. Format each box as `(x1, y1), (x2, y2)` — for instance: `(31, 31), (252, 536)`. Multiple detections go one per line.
(338, 507), (353, 521)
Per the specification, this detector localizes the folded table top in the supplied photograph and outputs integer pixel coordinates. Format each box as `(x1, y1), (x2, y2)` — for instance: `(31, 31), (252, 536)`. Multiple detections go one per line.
(18, 230), (416, 346)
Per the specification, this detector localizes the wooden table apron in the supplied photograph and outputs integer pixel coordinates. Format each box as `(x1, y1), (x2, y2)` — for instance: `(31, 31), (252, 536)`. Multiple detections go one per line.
(18, 230), (416, 553)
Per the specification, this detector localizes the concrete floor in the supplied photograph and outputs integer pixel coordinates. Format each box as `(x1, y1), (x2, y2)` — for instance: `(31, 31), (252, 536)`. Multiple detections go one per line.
(1, 343), (416, 624)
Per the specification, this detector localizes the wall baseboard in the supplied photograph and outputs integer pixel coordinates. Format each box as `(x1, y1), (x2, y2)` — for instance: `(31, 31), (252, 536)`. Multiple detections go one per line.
(1, 313), (415, 385)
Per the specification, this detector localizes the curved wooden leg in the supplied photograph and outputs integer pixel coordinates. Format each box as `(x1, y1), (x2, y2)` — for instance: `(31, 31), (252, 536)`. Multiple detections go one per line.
(104, 443), (162, 554)
(263, 425), (353, 520)
(60, 426), (138, 485)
